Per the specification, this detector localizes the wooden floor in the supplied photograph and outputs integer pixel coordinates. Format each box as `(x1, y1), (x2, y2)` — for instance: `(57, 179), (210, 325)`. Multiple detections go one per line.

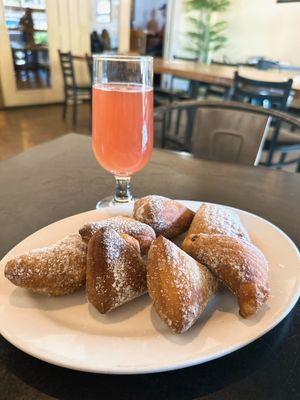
(0, 103), (90, 161)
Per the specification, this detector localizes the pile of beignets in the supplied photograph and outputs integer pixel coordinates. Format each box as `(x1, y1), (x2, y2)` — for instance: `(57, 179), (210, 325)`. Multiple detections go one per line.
(4, 195), (270, 334)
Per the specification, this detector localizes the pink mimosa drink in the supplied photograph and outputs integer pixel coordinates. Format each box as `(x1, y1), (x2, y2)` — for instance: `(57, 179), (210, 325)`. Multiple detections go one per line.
(92, 83), (153, 177)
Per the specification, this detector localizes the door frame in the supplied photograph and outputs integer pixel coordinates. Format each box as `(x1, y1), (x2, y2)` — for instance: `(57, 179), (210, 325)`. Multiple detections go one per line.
(0, 0), (66, 107)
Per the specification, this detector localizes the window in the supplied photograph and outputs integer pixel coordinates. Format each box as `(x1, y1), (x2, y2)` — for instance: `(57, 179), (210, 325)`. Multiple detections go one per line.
(4, 0), (51, 89)
(97, 0), (111, 23)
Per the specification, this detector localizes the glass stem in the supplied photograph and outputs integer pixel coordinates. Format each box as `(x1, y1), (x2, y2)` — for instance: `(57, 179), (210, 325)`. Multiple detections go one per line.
(113, 176), (133, 203)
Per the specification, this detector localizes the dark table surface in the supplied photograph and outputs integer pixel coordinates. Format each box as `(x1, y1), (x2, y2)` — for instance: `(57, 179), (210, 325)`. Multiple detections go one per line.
(0, 133), (299, 400)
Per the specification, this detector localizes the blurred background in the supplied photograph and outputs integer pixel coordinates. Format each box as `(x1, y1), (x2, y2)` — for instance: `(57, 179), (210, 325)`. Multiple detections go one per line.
(0, 0), (300, 170)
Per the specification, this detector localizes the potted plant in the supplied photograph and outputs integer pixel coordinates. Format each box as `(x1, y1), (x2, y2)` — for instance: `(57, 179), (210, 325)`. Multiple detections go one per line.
(185, 0), (230, 64)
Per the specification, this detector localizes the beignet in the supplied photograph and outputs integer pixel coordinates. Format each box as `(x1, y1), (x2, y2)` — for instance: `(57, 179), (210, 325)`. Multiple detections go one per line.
(86, 228), (147, 313)
(182, 233), (269, 318)
(187, 203), (250, 242)
(133, 195), (194, 239)
(4, 234), (87, 296)
(79, 216), (155, 255)
(147, 236), (218, 333)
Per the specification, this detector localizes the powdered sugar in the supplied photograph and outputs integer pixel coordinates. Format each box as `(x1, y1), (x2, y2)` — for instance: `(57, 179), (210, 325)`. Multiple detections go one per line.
(133, 195), (194, 238)
(89, 228), (147, 312)
(84, 216), (152, 237)
(5, 234), (87, 295)
(147, 236), (217, 333)
(79, 216), (155, 254)
(189, 203), (250, 242)
(183, 233), (269, 316)
(134, 195), (170, 231)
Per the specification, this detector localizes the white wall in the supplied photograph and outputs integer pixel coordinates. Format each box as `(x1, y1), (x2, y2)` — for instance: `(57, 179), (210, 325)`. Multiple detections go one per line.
(56, 0), (91, 86)
(217, 0), (300, 65)
(170, 0), (300, 65)
(132, 0), (165, 30)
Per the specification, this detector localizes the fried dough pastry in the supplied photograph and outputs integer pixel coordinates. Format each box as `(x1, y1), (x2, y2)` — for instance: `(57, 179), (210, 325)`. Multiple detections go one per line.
(147, 236), (218, 333)
(187, 203), (250, 242)
(4, 234), (87, 296)
(79, 216), (155, 255)
(133, 195), (195, 239)
(182, 233), (269, 318)
(87, 228), (147, 313)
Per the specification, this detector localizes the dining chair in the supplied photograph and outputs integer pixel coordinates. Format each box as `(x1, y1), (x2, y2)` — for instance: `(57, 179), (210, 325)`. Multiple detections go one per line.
(229, 72), (292, 109)
(85, 53), (93, 84)
(85, 53), (93, 129)
(155, 100), (300, 170)
(228, 72), (300, 169)
(58, 50), (91, 127)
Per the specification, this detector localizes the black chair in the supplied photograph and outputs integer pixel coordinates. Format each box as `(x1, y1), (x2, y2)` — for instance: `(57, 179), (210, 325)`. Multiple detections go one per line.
(85, 54), (93, 129)
(58, 50), (91, 127)
(85, 53), (93, 84)
(155, 100), (300, 171)
(229, 72), (292, 109)
(228, 72), (300, 169)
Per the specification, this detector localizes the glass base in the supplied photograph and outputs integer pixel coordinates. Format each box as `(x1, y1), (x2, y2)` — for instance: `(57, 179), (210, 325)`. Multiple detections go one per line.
(96, 196), (135, 209)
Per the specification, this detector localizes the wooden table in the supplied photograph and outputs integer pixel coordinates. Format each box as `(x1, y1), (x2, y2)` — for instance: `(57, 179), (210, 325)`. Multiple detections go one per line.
(0, 134), (299, 400)
(154, 58), (300, 99)
(73, 54), (300, 99)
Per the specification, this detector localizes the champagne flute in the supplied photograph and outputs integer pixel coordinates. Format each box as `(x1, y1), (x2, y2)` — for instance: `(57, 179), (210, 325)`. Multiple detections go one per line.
(92, 55), (153, 208)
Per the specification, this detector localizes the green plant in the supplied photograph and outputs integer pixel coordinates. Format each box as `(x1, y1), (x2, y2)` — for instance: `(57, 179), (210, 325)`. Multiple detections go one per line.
(185, 0), (230, 64)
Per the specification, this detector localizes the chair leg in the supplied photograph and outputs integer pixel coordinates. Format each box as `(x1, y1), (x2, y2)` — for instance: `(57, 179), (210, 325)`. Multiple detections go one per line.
(62, 99), (67, 120)
(161, 115), (166, 148)
(204, 85), (209, 99)
(175, 109), (181, 136)
(266, 147), (275, 167)
(89, 89), (92, 130)
(166, 109), (172, 129)
(277, 152), (286, 169)
(266, 122), (281, 166)
(72, 90), (77, 127)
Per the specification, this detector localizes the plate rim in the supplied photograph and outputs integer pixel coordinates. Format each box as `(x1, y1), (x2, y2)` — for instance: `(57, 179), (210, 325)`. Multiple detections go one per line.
(0, 200), (299, 374)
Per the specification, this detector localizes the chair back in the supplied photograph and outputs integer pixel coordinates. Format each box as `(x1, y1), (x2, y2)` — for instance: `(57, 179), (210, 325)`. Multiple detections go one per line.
(230, 72), (293, 110)
(85, 53), (93, 84)
(191, 108), (269, 165)
(130, 30), (147, 54)
(58, 50), (76, 88)
(155, 100), (300, 167)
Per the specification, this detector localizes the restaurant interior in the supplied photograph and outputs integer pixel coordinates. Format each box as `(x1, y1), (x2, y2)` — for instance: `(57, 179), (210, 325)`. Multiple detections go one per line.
(0, 1), (299, 399)
(0, 0), (300, 170)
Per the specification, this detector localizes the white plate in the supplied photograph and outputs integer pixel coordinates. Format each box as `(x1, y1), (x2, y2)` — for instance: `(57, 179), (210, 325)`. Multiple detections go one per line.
(0, 201), (299, 374)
